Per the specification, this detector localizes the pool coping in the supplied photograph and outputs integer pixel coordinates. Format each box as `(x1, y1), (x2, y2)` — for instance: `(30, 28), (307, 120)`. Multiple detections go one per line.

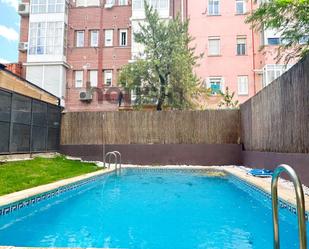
(223, 166), (309, 212)
(1, 165), (308, 213)
(0, 168), (114, 209)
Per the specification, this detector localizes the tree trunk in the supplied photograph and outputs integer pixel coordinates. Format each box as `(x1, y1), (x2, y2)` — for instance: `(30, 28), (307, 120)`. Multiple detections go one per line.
(157, 75), (166, 111)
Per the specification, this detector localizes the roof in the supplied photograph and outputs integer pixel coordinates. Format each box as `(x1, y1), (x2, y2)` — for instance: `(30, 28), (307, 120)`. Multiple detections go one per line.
(0, 63), (60, 103)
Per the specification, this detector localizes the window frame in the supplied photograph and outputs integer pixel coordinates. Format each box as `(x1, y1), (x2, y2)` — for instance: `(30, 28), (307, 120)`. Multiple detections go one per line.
(119, 29), (128, 47)
(76, 30), (85, 48)
(29, 21), (64, 55)
(90, 30), (99, 47)
(104, 29), (114, 47)
(267, 37), (281, 45)
(236, 36), (247, 56)
(74, 70), (84, 88)
(89, 70), (98, 87)
(31, 0), (65, 14)
(104, 70), (113, 86)
(208, 0), (220, 15)
(118, 0), (128, 5)
(235, 0), (245, 15)
(208, 37), (221, 56)
(237, 75), (249, 95)
(207, 77), (224, 95)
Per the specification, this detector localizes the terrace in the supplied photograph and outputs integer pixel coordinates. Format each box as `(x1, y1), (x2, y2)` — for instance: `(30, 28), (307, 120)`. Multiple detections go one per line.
(0, 54), (308, 248)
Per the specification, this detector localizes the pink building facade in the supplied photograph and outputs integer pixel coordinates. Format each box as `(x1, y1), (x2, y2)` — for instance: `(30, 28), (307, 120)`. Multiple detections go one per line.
(188, 0), (295, 107)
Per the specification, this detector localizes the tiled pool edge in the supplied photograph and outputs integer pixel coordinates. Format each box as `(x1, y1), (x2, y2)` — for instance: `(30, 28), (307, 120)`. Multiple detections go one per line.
(0, 168), (114, 216)
(0, 165), (308, 217)
(224, 167), (309, 218)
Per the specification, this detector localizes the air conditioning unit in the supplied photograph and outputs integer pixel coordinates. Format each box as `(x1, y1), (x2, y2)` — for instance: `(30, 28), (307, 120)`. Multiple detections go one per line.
(18, 42), (28, 52)
(79, 91), (93, 101)
(104, 2), (114, 8)
(18, 3), (29, 16)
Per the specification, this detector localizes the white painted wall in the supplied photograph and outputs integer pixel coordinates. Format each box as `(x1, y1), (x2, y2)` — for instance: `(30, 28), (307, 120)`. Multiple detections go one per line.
(26, 64), (66, 102)
(25, 1), (68, 105)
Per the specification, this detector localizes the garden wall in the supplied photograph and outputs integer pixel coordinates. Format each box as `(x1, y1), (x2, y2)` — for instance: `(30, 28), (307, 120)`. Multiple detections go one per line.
(60, 56), (309, 184)
(60, 110), (242, 165)
(240, 55), (309, 182)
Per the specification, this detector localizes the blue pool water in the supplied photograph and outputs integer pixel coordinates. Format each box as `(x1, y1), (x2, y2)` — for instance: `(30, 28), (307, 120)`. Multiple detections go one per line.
(0, 168), (306, 248)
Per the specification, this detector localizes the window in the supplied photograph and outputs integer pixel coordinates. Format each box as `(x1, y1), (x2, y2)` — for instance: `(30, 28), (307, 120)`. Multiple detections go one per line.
(208, 0), (220, 15)
(76, 31), (84, 47)
(299, 35), (309, 44)
(89, 70), (98, 87)
(76, 0), (100, 6)
(208, 37), (220, 56)
(262, 64), (292, 87)
(159, 0), (168, 9)
(90, 30), (99, 47)
(267, 38), (280, 45)
(105, 30), (113, 47)
(237, 37), (246, 55)
(75, 71), (83, 88)
(236, 0), (245, 14)
(207, 77), (223, 95)
(133, 0), (144, 9)
(104, 70), (113, 86)
(119, 0), (128, 5)
(237, 76), (249, 95)
(31, 0), (65, 13)
(29, 22), (64, 55)
(106, 0), (115, 5)
(119, 29), (128, 46)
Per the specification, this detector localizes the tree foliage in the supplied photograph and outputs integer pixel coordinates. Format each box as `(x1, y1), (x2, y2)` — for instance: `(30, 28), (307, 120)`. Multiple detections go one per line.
(218, 87), (239, 109)
(118, 2), (204, 111)
(246, 0), (309, 63)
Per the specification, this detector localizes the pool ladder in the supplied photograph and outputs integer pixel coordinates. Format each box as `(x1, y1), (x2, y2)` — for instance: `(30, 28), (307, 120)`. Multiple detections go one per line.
(104, 151), (122, 172)
(271, 164), (307, 249)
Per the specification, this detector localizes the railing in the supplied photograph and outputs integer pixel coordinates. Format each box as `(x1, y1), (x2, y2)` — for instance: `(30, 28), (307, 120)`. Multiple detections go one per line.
(104, 151), (122, 172)
(271, 164), (307, 249)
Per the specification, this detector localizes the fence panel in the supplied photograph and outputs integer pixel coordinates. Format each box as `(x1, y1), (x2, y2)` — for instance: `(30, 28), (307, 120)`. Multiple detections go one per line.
(61, 110), (241, 145)
(0, 88), (61, 154)
(240, 55), (309, 153)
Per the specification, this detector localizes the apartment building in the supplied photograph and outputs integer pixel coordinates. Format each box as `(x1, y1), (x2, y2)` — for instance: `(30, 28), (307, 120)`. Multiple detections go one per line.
(188, 0), (296, 107)
(17, 0), (297, 110)
(17, 0), (186, 111)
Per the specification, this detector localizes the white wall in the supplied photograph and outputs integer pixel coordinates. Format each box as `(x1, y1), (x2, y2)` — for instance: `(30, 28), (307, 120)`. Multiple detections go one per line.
(26, 64), (66, 102)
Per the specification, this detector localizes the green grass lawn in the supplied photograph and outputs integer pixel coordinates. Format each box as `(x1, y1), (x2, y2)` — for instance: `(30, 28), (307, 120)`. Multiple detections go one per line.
(0, 156), (101, 196)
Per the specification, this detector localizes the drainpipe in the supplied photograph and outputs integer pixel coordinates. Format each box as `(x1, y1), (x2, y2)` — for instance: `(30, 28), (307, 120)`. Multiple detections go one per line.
(98, 0), (104, 93)
(250, 0), (257, 95)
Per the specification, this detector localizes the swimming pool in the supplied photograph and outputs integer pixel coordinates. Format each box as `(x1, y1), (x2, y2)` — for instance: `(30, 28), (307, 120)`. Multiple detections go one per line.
(0, 168), (306, 249)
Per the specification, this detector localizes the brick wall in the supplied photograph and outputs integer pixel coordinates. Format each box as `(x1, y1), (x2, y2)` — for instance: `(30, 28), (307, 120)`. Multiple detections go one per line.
(65, 4), (132, 112)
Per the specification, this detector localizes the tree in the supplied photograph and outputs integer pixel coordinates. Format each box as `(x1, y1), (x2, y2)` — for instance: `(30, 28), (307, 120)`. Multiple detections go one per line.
(218, 87), (239, 109)
(118, 2), (203, 111)
(246, 0), (309, 63)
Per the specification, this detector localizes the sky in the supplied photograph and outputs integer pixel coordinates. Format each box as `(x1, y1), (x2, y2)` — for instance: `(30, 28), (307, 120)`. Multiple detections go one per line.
(0, 0), (20, 63)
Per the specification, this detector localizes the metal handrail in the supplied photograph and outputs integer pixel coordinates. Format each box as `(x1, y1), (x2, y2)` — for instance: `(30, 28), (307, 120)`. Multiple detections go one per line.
(271, 164), (307, 249)
(112, 151), (122, 171)
(104, 152), (118, 170)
